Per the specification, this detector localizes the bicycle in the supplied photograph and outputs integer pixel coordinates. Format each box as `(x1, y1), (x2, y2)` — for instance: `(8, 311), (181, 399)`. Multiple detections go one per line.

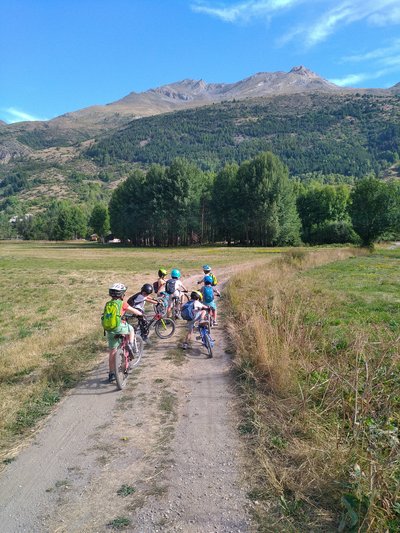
(125, 308), (175, 339)
(170, 290), (189, 320)
(197, 310), (214, 358)
(113, 331), (143, 390)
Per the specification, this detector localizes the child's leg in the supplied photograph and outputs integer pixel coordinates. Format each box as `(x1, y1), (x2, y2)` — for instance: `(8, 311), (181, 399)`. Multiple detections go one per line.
(108, 348), (117, 372)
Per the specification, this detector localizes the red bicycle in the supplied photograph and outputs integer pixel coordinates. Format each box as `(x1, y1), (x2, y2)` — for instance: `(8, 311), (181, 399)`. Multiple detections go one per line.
(113, 331), (143, 390)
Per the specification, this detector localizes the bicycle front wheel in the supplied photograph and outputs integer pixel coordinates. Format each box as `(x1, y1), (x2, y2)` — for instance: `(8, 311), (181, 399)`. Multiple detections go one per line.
(130, 334), (143, 368)
(154, 317), (175, 339)
(115, 347), (129, 390)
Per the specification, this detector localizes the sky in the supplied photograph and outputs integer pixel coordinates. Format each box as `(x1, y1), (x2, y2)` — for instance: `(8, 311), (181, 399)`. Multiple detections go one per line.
(1, 0), (400, 123)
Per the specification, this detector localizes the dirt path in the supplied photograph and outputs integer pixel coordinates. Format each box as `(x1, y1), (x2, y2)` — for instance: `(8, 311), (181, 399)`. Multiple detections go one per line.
(0, 272), (253, 532)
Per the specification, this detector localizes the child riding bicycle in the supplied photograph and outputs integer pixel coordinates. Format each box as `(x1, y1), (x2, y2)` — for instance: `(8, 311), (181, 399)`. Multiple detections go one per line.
(127, 283), (159, 341)
(200, 275), (221, 326)
(165, 269), (188, 318)
(197, 264), (218, 287)
(102, 283), (137, 384)
(153, 268), (167, 295)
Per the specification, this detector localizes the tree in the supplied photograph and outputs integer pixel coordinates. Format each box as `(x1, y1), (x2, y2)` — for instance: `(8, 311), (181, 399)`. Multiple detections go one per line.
(350, 177), (398, 246)
(89, 203), (110, 241)
(235, 152), (301, 245)
(43, 200), (87, 240)
(297, 183), (354, 243)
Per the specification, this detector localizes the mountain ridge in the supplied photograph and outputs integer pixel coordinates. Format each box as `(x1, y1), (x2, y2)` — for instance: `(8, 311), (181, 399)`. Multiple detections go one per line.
(0, 66), (399, 165)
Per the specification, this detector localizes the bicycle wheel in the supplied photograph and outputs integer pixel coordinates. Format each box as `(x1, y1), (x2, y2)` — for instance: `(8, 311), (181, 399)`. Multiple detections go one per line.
(130, 334), (143, 368)
(114, 346), (129, 390)
(154, 317), (175, 339)
(204, 332), (213, 358)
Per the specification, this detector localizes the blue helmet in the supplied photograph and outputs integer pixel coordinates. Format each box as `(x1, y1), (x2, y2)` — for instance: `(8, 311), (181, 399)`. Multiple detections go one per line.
(171, 268), (181, 279)
(202, 264), (211, 272)
(203, 275), (213, 285)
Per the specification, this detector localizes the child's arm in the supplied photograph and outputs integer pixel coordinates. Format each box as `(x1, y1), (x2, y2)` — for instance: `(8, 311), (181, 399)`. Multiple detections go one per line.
(145, 295), (159, 305)
(214, 287), (221, 297)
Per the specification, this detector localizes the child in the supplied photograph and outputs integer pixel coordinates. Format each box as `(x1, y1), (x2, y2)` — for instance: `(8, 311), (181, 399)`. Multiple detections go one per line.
(127, 283), (159, 340)
(200, 275), (221, 326)
(153, 268), (167, 295)
(165, 269), (188, 318)
(181, 291), (210, 350)
(197, 264), (218, 287)
(102, 283), (138, 383)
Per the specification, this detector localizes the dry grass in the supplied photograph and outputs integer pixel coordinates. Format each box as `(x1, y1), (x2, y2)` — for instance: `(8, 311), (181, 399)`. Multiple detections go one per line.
(225, 247), (400, 531)
(0, 240), (273, 461)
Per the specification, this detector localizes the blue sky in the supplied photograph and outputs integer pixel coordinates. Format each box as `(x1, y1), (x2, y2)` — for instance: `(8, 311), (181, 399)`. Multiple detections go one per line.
(1, 0), (400, 123)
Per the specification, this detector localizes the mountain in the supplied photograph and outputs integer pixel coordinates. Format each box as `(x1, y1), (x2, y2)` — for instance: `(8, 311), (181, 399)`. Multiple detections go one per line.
(87, 91), (400, 177)
(0, 66), (362, 157)
(1, 68), (399, 214)
(1, 66), (399, 160)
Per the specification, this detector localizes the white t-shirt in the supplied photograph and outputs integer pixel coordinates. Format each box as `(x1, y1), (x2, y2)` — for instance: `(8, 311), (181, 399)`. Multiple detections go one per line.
(170, 279), (185, 298)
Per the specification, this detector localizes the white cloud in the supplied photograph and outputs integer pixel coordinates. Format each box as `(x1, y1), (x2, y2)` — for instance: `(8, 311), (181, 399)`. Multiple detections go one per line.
(1, 107), (47, 123)
(191, 0), (301, 23)
(335, 39), (400, 86)
(302, 0), (400, 47)
(329, 73), (370, 86)
(368, 6), (400, 25)
(343, 39), (400, 63)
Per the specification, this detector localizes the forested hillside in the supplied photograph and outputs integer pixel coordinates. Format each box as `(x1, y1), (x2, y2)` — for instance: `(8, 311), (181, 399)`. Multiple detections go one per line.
(87, 93), (400, 177)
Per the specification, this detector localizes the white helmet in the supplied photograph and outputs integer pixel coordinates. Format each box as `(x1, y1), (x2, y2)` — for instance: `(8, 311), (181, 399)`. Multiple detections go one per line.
(109, 282), (127, 297)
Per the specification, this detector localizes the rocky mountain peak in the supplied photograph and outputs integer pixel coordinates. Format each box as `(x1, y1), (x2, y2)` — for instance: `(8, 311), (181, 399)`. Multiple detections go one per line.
(290, 65), (317, 77)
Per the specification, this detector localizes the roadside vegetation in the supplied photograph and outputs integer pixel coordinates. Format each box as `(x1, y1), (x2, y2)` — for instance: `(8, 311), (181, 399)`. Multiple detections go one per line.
(0, 241), (271, 462)
(227, 246), (400, 531)
(4, 152), (399, 252)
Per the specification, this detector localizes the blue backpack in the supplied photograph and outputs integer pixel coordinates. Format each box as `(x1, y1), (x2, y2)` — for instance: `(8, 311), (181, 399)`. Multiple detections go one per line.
(202, 286), (214, 304)
(181, 301), (195, 321)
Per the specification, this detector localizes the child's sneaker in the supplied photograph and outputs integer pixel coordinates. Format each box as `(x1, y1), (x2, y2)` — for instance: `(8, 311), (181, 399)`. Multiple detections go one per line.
(182, 342), (189, 350)
(108, 372), (116, 383)
(213, 320), (218, 327)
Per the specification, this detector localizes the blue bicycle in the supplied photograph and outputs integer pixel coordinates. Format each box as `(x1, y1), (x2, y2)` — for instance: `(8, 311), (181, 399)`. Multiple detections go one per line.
(198, 311), (214, 358)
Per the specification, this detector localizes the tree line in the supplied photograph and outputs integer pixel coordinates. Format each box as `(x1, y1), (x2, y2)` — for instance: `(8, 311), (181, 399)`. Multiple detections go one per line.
(2, 151), (400, 246)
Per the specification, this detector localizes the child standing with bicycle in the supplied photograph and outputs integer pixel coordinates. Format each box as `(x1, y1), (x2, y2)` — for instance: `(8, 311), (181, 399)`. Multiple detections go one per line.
(181, 291), (210, 350)
(102, 283), (138, 383)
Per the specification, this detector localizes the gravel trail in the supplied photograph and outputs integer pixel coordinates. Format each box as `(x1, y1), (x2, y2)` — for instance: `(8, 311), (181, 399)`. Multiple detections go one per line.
(0, 272), (253, 532)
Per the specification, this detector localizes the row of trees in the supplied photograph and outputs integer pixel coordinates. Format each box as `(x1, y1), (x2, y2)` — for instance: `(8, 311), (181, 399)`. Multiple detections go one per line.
(108, 152), (400, 247)
(2, 151), (400, 246)
(2, 200), (110, 241)
(109, 152), (301, 246)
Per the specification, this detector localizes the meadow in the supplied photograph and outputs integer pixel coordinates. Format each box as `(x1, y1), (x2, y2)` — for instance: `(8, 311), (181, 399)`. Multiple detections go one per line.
(0, 241), (277, 460)
(226, 247), (400, 531)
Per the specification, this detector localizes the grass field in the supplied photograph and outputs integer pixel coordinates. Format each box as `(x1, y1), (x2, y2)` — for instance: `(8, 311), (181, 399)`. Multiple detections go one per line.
(227, 247), (400, 531)
(0, 240), (279, 461)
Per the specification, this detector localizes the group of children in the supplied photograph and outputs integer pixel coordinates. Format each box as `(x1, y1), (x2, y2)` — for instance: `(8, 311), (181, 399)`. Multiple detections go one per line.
(102, 265), (220, 383)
